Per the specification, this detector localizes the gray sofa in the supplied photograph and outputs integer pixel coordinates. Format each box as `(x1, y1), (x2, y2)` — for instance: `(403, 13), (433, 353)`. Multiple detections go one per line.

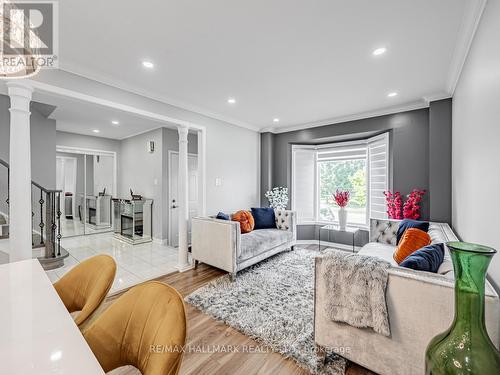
(315, 218), (500, 375)
(191, 209), (296, 279)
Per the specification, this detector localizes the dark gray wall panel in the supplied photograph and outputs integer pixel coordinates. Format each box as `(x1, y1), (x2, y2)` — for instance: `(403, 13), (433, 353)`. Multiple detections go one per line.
(429, 98), (452, 223)
(260, 132), (274, 205)
(267, 108), (432, 220)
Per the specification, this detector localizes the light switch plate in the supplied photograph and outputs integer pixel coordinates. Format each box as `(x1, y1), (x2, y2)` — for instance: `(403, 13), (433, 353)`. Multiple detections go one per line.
(215, 177), (222, 186)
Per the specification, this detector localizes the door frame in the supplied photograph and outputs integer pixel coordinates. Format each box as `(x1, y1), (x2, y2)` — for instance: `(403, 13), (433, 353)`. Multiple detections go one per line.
(56, 155), (78, 217)
(168, 150), (198, 247)
(56, 146), (117, 238)
(56, 145), (117, 197)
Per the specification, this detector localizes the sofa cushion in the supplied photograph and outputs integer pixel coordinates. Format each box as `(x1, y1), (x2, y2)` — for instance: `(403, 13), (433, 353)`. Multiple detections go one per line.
(239, 229), (293, 261)
(358, 242), (399, 267)
(399, 244), (444, 273)
(396, 219), (430, 244)
(251, 207), (276, 229)
(216, 212), (230, 220)
(360, 241), (454, 275)
(393, 228), (431, 264)
(232, 210), (255, 234)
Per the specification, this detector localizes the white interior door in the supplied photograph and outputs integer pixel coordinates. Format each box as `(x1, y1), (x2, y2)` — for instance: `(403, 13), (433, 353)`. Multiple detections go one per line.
(169, 152), (198, 247)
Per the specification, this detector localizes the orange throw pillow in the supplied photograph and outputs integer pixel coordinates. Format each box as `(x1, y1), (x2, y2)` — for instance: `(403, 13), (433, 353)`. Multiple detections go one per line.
(393, 228), (431, 264)
(231, 210), (255, 234)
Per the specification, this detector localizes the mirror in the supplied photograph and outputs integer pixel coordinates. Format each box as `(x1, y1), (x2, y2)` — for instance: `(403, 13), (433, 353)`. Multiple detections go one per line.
(56, 150), (115, 238)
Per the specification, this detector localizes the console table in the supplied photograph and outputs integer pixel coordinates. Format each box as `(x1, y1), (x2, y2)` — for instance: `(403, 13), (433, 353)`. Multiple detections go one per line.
(112, 198), (153, 245)
(319, 224), (359, 252)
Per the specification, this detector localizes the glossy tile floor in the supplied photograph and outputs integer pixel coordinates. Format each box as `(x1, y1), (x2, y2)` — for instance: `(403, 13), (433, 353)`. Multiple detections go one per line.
(59, 217), (112, 237)
(44, 233), (183, 293)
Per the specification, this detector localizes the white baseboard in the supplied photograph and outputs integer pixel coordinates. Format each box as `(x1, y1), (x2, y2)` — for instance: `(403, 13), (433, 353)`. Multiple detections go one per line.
(295, 239), (362, 252)
(152, 238), (169, 246)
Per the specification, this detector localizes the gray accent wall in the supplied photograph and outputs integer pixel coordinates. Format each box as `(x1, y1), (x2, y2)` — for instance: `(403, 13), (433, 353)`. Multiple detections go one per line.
(429, 99), (452, 223)
(452, 0), (500, 292)
(262, 104), (453, 243)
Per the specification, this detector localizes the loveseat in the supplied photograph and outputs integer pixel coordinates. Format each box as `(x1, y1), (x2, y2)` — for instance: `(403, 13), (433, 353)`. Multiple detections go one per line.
(191, 209), (296, 280)
(315, 218), (500, 375)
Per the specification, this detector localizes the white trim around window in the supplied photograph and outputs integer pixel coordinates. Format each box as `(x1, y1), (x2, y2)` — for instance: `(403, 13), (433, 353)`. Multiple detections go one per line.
(291, 133), (390, 228)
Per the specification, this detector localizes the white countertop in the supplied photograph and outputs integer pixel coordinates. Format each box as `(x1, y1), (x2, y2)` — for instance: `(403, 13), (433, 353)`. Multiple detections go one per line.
(0, 259), (105, 375)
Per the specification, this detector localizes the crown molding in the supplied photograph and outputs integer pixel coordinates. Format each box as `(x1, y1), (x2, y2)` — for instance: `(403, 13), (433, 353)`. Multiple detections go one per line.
(422, 92), (453, 105)
(58, 60), (261, 132)
(261, 100), (429, 134)
(446, 0), (487, 95)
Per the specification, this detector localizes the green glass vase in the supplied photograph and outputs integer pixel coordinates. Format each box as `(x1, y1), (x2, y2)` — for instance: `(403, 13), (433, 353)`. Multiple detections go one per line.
(425, 241), (500, 374)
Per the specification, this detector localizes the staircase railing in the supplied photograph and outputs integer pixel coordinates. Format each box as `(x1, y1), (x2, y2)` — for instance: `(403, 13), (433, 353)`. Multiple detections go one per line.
(0, 158), (63, 258)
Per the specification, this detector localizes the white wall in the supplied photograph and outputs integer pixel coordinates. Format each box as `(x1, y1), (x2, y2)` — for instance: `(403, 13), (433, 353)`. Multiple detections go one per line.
(120, 128), (164, 240)
(36, 70), (261, 218)
(452, 0), (500, 291)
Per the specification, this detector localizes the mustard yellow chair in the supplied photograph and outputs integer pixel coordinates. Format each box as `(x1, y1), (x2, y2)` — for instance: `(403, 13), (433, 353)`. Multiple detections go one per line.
(54, 254), (116, 328)
(83, 281), (187, 375)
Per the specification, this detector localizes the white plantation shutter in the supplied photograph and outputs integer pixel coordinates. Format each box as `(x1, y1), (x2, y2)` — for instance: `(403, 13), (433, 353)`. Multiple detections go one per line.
(317, 144), (367, 161)
(292, 147), (316, 222)
(368, 133), (390, 220)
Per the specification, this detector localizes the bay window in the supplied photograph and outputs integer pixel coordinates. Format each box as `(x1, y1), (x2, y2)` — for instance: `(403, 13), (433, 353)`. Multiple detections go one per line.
(292, 133), (390, 227)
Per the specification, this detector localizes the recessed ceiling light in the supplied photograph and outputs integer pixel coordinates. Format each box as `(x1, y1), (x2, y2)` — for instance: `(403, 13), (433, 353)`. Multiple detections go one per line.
(273, 118), (280, 123)
(142, 60), (154, 69)
(111, 120), (119, 125)
(373, 47), (387, 56)
(92, 129), (100, 133)
(227, 98), (236, 104)
(387, 92), (398, 97)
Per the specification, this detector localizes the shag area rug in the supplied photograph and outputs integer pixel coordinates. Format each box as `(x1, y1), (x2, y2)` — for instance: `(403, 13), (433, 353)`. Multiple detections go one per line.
(185, 248), (346, 374)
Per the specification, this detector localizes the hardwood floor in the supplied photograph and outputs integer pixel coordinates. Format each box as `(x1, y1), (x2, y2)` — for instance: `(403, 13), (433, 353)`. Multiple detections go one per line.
(104, 263), (375, 375)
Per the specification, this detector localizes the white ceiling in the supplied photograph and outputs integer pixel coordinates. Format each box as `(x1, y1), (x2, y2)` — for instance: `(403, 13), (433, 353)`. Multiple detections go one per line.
(34, 93), (170, 140)
(57, 0), (482, 132)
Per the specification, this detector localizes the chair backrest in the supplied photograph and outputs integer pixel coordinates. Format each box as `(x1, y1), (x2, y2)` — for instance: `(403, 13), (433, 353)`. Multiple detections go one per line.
(54, 254), (116, 326)
(83, 281), (187, 375)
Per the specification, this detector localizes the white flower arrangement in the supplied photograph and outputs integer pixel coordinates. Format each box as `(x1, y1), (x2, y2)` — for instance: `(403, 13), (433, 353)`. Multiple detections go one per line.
(265, 186), (289, 210)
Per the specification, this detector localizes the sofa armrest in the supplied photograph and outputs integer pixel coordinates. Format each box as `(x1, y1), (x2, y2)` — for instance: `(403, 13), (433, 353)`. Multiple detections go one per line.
(315, 258), (500, 374)
(274, 209), (297, 242)
(191, 217), (240, 273)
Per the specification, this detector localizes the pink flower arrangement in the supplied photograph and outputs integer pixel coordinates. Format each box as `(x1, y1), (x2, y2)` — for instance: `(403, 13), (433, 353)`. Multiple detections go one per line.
(333, 189), (350, 208)
(383, 191), (403, 219)
(384, 189), (426, 220)
(403, 189), (426, 220)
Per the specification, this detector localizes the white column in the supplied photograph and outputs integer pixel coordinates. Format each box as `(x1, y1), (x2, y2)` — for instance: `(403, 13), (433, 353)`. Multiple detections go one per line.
(177, 126), (191, 271)
(197, 129), (207, 216)
(7, 81), (34, 262)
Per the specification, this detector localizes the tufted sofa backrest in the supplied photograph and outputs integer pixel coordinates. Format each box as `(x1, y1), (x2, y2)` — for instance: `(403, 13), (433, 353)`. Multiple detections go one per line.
(369, 218), (458, 246)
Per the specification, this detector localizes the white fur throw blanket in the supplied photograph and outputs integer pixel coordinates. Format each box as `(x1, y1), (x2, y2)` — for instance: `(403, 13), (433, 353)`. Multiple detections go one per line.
(319, 250), (391, 336)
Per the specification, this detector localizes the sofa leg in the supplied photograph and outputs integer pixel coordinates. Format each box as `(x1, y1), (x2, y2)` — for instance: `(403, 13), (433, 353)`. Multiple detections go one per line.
(230, 272), (237, 281)
(194, 260), (199, 269)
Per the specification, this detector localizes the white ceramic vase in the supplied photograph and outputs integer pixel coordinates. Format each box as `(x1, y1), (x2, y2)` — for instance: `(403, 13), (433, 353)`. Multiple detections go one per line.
(338, 207), (347, 231)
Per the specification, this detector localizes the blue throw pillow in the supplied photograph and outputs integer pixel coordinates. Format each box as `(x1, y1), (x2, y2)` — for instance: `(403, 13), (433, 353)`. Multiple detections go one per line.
(251, 207), (276, 229)
(397, 219), (430, 245)
(216, 212), (230, 220)
(400, 243), (444, 273)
